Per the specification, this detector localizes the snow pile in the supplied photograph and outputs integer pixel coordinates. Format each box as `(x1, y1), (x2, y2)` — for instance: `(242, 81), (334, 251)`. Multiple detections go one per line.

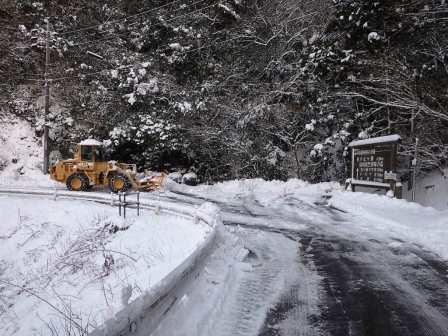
(196, 202), (221, 227)
(0, 196), (209, 336)
(329, 191), (448, 260)
(174, 178), (340, 207)
(182, 172), (197, 185)
(167, 171), (183, 183)
(0, 115), (54, 187)
(164, 178), (341, 230)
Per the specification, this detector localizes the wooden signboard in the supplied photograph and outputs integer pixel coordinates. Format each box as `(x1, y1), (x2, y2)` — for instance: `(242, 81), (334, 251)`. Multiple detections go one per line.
(347, 134), (401, 197)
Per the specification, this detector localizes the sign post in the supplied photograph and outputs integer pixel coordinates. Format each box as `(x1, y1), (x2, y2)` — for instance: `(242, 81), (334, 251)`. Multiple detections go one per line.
(346, 134), (402, 198)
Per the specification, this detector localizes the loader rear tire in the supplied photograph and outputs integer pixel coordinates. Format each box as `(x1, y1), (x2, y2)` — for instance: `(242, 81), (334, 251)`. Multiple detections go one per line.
(66, 173), (89, 191)
(109, 173), (132, 193)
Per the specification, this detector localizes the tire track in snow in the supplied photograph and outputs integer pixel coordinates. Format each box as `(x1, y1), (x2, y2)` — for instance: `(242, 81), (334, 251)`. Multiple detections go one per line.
(301, 232), (448, 336)
(210, 228), (296, 336)
(259, 256), (324, 336)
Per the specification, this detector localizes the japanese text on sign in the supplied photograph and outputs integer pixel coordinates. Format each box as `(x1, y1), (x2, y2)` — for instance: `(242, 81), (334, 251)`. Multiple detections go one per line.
(355, 153), (385, 182)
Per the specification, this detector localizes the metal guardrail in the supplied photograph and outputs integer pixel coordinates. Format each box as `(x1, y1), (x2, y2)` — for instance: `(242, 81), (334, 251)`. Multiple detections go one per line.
(0, 187), (218, 226)
(111, 191), (140, 218)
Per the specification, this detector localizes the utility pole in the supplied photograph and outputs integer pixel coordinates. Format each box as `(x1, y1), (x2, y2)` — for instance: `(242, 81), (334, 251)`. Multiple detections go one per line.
(412, 137), (419, 202)
(42, 18), (50, 174)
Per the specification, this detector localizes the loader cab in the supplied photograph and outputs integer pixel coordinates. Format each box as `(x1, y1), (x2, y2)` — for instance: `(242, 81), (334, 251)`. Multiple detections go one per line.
(75, 140), (107, 163)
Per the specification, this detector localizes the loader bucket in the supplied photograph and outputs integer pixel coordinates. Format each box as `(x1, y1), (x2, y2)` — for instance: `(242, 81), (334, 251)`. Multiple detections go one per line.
(135, 172), (167, 191)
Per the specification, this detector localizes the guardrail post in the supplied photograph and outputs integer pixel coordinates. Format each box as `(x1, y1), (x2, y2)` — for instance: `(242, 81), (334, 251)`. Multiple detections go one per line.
(113, 191), (141, 217)
(118, 192), (122, 217)
(137, 191), (140, 216)
(123, 192), (127, 219)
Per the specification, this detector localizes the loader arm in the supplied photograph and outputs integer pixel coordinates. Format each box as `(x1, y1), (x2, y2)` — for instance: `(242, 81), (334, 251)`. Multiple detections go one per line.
(114, 166), (167, 191)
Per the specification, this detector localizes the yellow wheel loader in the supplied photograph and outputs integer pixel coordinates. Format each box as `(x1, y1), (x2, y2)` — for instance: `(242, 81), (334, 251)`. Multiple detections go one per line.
(49, 139), (166, 192)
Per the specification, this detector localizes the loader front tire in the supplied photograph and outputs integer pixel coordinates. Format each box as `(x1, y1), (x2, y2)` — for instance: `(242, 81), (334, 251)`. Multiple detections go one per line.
(109, 173), (131, 193)
(66, 173), (89, 191)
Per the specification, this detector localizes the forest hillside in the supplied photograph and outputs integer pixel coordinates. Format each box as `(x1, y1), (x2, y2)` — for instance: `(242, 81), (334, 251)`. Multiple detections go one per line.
(1, 0), (447, 182)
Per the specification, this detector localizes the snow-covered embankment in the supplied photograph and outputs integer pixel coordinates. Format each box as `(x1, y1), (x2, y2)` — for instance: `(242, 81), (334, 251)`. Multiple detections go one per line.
(0, 195), (221, 336)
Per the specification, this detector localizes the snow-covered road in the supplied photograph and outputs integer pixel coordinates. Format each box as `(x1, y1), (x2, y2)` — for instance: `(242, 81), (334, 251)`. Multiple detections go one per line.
(1, 178), (447, 336)
(142, 186), (448, 336)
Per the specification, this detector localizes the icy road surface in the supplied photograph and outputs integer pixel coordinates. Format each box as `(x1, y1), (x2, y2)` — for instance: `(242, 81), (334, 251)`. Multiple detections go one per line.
(144, 185), (448, 336)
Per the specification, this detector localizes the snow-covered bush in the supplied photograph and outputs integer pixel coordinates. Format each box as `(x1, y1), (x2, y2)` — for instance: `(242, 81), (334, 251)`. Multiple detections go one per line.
(109, 114), (183, 168)
(182, 172), (198, 186)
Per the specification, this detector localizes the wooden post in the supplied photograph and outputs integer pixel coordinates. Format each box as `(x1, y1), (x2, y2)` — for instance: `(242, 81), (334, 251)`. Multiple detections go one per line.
(395, 184), (402, 199)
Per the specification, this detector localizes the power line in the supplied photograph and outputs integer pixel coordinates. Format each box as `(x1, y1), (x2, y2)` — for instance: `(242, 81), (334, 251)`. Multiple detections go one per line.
(33, 2), (215, 68)
(38, 1), (216, 69)
(0, 0), (210, 40)
(66, 0), (213, 48)
(46, 35), (242, 82)
(7, 0), (213, 53)
(9, 4), (237, 84)
(20, 35), (233, 83)
(69, 34), (124, 47)
(56, 0), (191, 36)
(5, 27), (245, 83)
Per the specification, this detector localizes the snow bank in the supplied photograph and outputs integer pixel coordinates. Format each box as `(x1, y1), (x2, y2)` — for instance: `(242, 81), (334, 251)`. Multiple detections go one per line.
(92, 201), (220, 336)
(0, 195), (212, 336)
(165, 178), (342, 231)
(175, 178), (340, 207)
(0, 115), (54, 187)
(329, 191), (448, 260)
